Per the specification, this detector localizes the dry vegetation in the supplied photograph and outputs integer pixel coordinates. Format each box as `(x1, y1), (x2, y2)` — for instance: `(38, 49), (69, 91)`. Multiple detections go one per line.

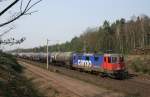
(126, 55), (150, 75)
(0, 51), (44, 97)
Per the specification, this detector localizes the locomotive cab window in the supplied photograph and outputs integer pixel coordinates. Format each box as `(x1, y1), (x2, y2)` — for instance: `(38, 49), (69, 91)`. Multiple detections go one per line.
(108, 57), (111, 63)
(104, 57), (107, 62)
(111, 57), (117, 63)
(119, 56), (124, 62)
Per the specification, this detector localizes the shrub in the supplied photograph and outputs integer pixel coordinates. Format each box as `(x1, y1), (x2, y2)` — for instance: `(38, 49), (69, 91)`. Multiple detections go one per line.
(130, 58), (150, 74)
(0, 52), (22, 73)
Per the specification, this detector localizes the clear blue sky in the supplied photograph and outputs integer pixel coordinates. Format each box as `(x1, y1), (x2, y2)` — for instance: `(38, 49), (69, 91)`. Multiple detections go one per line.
(3, 0), (150, 50)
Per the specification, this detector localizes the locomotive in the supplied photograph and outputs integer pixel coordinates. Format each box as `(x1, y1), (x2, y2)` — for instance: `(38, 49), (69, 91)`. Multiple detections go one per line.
(14, 52), (128, 79)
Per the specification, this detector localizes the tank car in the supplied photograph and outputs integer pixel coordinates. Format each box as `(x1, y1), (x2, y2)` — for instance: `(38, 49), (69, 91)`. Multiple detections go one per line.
(50, 52), (73, 68)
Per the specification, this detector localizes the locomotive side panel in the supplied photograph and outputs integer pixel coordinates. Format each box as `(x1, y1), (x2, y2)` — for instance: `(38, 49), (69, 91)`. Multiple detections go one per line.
(72, 53), (104, 71)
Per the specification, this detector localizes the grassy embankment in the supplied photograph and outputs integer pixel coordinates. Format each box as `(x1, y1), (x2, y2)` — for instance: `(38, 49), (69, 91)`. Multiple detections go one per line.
(126, 55), (150, 75)
(0, 51), (44, 97)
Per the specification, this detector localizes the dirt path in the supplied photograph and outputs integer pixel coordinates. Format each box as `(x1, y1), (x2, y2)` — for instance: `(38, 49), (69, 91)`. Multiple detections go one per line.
(19, 61), (123, 97)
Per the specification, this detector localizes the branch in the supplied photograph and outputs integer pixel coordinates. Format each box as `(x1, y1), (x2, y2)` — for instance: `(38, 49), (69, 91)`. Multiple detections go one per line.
(0, 37), (26, 45)
(23, 0), (32, 12)
(0, 27), (14, 37)
(25, 0), (42, 12)
(0, 0), (42, 27)
(0, 13), (24, 27)
(24, 10), (38, 15)
(0, 0), (20, 16)
(20, 0), (23, 12)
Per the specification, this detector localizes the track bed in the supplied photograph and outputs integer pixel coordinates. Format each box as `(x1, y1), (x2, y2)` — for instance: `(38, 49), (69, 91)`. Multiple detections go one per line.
(19, 59), (150, 97)
(19, 61), (123, 97)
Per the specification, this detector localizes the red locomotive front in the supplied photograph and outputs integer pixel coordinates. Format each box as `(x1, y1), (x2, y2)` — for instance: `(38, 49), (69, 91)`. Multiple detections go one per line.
(102, 54), (128, 79)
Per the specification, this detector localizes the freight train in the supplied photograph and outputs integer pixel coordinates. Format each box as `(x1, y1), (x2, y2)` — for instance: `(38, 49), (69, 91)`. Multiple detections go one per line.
(13, 52), (128, 79)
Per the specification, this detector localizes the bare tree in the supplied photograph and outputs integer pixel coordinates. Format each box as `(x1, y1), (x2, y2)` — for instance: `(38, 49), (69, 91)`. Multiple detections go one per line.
(0, 37), (26, 45)
(0, 0), (42, 45)
(0, 0), (42, 27)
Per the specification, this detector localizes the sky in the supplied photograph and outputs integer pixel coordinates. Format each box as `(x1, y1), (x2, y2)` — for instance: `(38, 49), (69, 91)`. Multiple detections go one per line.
(1, 0), (150, 51)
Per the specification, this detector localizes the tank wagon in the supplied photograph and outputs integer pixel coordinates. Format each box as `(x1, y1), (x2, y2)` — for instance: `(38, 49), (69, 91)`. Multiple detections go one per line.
(15, 52), (51, 62)
(51, 52), (73, 67)
(15, 52), (128, 79)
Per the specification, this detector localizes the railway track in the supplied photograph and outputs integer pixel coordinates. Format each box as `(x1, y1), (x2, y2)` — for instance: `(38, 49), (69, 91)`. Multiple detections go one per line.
(19, 59), (150, 97)
(19, 61), (123, 97)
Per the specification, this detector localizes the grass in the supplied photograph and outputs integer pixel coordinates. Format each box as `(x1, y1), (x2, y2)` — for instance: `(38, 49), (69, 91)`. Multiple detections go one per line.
(129, 57), (150, 75)
(0, 51), (22, 73)
(0, 51), (44, 97)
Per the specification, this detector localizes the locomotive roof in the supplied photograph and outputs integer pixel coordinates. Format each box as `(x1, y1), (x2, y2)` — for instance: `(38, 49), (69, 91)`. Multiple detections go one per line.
(73, 53), (102, 56)
(104, 53), (123, 57)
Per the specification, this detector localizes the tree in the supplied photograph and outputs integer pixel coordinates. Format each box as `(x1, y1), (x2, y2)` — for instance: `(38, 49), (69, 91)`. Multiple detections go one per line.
(15, 15), (150, 54)
(0, 0), (42, 27)
(0, 0), (42, 46)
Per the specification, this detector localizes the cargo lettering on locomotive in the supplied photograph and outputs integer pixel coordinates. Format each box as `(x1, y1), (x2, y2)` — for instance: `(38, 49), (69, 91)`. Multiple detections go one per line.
(77, 60), (92, 67)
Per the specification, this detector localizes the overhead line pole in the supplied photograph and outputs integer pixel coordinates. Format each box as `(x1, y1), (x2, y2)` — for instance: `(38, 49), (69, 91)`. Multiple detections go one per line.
(46, 39), (60, 70)
(46, 39), (49, 70)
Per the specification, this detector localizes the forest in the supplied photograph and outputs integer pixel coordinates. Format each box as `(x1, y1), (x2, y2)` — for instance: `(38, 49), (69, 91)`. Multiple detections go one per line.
(17, 15), (150, 54)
